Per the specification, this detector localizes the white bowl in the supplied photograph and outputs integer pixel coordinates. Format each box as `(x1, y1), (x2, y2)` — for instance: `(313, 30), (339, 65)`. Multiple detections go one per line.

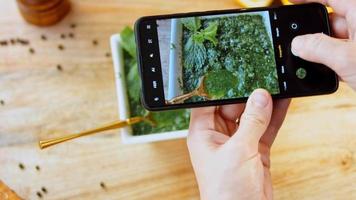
(110, 34), (188, 144)
(167, 18), (184, 100)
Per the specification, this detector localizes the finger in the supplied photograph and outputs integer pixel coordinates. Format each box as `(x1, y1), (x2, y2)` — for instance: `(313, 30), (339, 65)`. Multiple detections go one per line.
(289, 0), (356, 17)
(228, 89), (273, 148)
(218, 104), (245, 135)
(291, 33), (351, 76)
(260, 99), (291, 148)
(219, 104), (245, 122)
(189, 106), (216, 131)
(330, 13), (349, 39)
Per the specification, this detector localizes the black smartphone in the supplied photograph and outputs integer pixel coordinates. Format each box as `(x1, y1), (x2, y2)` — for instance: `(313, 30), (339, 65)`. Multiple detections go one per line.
(135, 3), (338, 111)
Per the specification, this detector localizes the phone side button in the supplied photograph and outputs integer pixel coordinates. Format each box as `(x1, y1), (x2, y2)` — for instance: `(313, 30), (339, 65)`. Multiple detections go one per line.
(281, 65), (285, 74)
(152, 80), (158, 89)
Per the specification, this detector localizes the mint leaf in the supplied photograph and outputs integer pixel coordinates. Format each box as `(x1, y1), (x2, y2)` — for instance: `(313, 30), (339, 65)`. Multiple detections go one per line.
(192, 32), (205, 43)
(182, 18), (218, 71)
(201, 21), (218, 46)
(120, 26), (137, 58)
(181, 17), (201, 32)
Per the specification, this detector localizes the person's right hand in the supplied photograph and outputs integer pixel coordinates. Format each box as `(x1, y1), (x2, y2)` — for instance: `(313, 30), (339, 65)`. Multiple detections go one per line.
(290, 0), (356, 91)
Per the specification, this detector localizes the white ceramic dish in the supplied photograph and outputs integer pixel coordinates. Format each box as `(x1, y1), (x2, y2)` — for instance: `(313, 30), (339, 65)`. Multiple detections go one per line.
(167, 18), (184, 100)
(110, 34), (188, 144)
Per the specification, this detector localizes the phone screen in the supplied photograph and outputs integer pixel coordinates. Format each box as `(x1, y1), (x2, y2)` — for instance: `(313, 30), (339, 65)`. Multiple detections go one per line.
(136, 3), (338, 110)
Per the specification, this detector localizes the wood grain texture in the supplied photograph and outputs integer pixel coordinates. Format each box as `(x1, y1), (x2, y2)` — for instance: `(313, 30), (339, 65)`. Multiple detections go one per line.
(0, 0), (355, 199)
(0, 180), (22, 200)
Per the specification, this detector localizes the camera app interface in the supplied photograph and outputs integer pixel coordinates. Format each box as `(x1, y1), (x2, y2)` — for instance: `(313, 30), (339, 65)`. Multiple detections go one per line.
(155, 11), (280, 104)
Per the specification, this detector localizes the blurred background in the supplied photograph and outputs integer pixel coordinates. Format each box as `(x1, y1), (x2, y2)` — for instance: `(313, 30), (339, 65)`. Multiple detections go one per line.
(0, 0), (355, 199)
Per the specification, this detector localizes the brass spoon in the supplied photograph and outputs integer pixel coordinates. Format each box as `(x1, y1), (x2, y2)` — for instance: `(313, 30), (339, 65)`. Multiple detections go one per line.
(39, 113), (155, 149)
(167, 76), (209, 104)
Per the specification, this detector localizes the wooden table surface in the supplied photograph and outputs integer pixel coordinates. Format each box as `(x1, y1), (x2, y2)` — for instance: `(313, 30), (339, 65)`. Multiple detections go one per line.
(0, 0), (355, 199)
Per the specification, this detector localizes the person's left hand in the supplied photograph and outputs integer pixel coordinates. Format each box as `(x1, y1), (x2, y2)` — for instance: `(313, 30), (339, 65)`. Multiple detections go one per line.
(188, 89), (290, 200)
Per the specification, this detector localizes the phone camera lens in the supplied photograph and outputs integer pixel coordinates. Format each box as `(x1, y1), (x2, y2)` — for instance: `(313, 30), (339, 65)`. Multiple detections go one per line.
(296, 67), (307, 79)
(290, 22), (299, 30)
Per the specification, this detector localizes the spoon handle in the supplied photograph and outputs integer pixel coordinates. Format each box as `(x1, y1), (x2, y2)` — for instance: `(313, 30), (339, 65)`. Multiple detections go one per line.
(167, 90), (198, 104)
(39, 116), (144, 149)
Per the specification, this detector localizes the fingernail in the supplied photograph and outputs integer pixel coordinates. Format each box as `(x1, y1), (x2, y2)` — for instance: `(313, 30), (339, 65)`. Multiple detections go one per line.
(251, 90), (269, 108)
(291, 36), (303, 56)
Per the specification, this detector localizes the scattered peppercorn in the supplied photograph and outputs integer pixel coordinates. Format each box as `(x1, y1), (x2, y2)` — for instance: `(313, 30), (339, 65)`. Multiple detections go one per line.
(68, 32), (74, 38)
(0, 100), (4, 105)
(100, 182), (106, 189)
(56, 64), (63, 71)
(0, 40), (8, 46)
(60, 33), (66, 39)
(19, 163), (25, 170)
(70, 23), (77, 29)
(58, 44), (64, 50)
(29, 48), (35, 54)
(36, 191), (43, 198)
(17, 38), (29, 45)
(41, 187), (47, 194)
(41, 35), (47, 41)
(92, 39), (98, 46)
(105, 52), (111, 57)
(35, 165), (41, 171)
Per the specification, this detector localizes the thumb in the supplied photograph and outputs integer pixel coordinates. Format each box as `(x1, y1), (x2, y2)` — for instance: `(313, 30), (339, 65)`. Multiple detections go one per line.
(291, 33), (350, 75)
(229, 89), (272, 149)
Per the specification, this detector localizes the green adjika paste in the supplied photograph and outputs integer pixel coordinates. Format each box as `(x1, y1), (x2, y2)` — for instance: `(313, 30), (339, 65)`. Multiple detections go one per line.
(204, 70), (238, 99)
(182, 15), (279, 101)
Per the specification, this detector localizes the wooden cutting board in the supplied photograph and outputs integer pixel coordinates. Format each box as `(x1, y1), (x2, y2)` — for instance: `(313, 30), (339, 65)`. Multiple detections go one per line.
(0, 181), (22, 200)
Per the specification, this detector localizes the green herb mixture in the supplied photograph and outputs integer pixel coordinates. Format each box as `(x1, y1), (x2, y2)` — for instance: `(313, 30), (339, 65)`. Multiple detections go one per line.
(120, 27), (190, 135)
(204, 70), (238, 99)
(182, 14), (279, 101)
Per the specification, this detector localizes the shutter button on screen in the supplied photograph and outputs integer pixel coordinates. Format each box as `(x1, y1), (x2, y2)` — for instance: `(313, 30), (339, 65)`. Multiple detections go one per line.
(296, 67), (307, 79)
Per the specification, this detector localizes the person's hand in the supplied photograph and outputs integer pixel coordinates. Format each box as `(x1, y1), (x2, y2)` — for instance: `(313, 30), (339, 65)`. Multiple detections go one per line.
(290, 0), (356, 90)
(188, 89), (290, 200)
